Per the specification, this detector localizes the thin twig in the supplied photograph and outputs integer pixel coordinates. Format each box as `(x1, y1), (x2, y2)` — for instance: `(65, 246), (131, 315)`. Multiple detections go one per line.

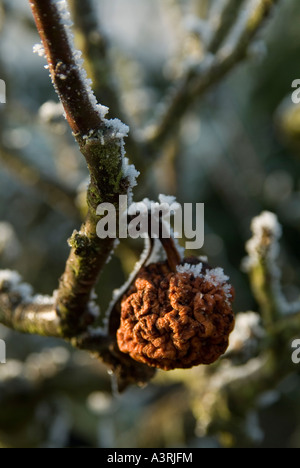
(146, 0), (279, 148)
(207, 0), (243, 54)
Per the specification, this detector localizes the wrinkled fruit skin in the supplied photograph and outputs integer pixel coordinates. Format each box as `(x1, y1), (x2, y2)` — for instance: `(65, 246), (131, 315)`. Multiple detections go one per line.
(117, 260), (235, 370)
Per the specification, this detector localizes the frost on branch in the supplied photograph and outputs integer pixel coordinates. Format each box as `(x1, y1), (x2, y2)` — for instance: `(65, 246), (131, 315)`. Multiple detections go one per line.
(226, 312), (265, 360)
(0, 270), (53, 306)
(244, 211), (300, 320)
(244, 211), (282, 270)
(33, 42), (45, 58)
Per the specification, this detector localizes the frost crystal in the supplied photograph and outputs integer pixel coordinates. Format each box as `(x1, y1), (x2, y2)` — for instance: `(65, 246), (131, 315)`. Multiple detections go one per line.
(244, 211), (282, 270)
(176, 263), (229, 286)
(0, 270), (22, 289)
(204, 267), (229, 287)
(122, 158), (140, 203)
(0, 270), (33, 302)
(176, 264), (232, 302)
(0, 270), (54, 306)
(158, 194), (177, 206)
(227, 312), (265, 357)
(33, 43), (45, 58)
(107, 119), (130, 139)
(177, 263), (203, 278)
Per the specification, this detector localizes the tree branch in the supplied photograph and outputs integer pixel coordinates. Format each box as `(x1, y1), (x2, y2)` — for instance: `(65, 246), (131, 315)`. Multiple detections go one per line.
(25, 0), (154, 389)
(29, 0), (135, 337)
(69, 0), (124, 122)
(207, 0), (244, 54)
(69, 0), (147, 172)
(146, 0), (279, 148)
(0, 272), (61, 337)
(29, 0), (103, 136)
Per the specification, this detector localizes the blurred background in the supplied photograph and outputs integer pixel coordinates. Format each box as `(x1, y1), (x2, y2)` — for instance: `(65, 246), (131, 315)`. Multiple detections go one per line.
(1, 0), (300, 448)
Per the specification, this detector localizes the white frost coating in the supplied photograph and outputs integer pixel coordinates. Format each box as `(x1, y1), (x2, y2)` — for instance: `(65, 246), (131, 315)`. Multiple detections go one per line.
(158, 194), (177, 206)
(176, 264), (229, 285)
(88, 301), (100, 319)
(122, 157), (140, 203)
(244, 211), (300, 316)
(210, 356), (267, 390)
(176, 264), (232, 302)
(106, 119), (130, 139)
(244, 211), (282, 271)
(87, 289), (100, 319)
(177, 263), (203, 278)
(199, 255), (208, 263)
(0, 270), (54, 306)
(46, 1), (110, 123)
(0, 270), (22, 289)
(129, 194), (182, 220)
(251, 211), (282, 240)
(204, 267), (229, 287)
(35, 0), (136, 200)
(0, 270), (33, 302)
(33, 43), (45, 58)
(227, 312), (265, 357)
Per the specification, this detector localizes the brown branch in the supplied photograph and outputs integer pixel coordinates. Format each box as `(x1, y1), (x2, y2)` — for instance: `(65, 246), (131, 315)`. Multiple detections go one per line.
(69, 0), (148, 172)
(29, 0), (103, 136)
(28, 0), (132, 337)
(69, 0), (124, 121)
(26, 1), (155, 390)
